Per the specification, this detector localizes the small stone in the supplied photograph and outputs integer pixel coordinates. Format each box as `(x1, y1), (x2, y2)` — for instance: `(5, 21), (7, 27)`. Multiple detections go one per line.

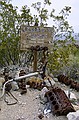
(18, 101), (22, 105)
(17, 118), (21, 120)
(54, 78), (58, 82)
(20, 90), (27, 95)
(22, 102), (26, 105)
(38, 113), (44, 119)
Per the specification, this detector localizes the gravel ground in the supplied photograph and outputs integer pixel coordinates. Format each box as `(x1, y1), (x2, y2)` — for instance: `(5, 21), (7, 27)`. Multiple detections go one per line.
(0, 81), (79, 120)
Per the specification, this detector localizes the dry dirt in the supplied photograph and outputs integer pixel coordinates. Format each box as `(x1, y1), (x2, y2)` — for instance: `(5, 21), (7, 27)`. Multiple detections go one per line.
(0, 81), (79, 120)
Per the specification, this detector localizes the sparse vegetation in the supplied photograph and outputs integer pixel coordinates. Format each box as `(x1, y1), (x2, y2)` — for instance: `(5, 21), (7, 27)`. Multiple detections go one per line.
(0, 0), (79, 80)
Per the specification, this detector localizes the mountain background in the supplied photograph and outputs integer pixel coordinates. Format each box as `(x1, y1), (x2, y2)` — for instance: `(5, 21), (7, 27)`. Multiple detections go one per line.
(55, 32), (79, 45)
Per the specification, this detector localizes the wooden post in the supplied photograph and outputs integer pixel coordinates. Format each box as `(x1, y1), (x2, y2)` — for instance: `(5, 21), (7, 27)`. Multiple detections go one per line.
(33, 50), (37, 72)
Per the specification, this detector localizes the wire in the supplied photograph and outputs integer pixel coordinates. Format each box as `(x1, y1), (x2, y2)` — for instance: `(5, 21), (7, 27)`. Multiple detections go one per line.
(0, 79), (13, 99)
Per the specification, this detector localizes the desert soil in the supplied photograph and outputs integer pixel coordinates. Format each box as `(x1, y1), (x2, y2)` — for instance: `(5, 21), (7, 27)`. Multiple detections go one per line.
(0, 80), (79, 120)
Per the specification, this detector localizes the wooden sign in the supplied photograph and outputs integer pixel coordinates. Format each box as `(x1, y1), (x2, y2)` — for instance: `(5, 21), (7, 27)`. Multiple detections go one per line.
(20, 25), (53, 50)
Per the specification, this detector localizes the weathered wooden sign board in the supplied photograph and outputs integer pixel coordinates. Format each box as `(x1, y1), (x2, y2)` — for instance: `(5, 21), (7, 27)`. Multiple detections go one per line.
(20, 25), (53, 50)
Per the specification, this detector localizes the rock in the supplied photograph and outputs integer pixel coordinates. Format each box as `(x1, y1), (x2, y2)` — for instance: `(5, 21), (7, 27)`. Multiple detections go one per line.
(71, 104), (79, 111)
(64, 90), (77, 100)
(20, 90), (27, 95)
(11, 81), (19, 91)
(17, 119), (21, 120)
(26, 85), (30, 88)
(0, 77), (5, 89)
(17, 116), (25, 120)
(38, 113), (44, 119)
(44, 77), (55, 87)
(67, 110), (79, 120)
(44, 108), (51, 115)
(53, 78), (58, 82)
(40, 87), (48, 101)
